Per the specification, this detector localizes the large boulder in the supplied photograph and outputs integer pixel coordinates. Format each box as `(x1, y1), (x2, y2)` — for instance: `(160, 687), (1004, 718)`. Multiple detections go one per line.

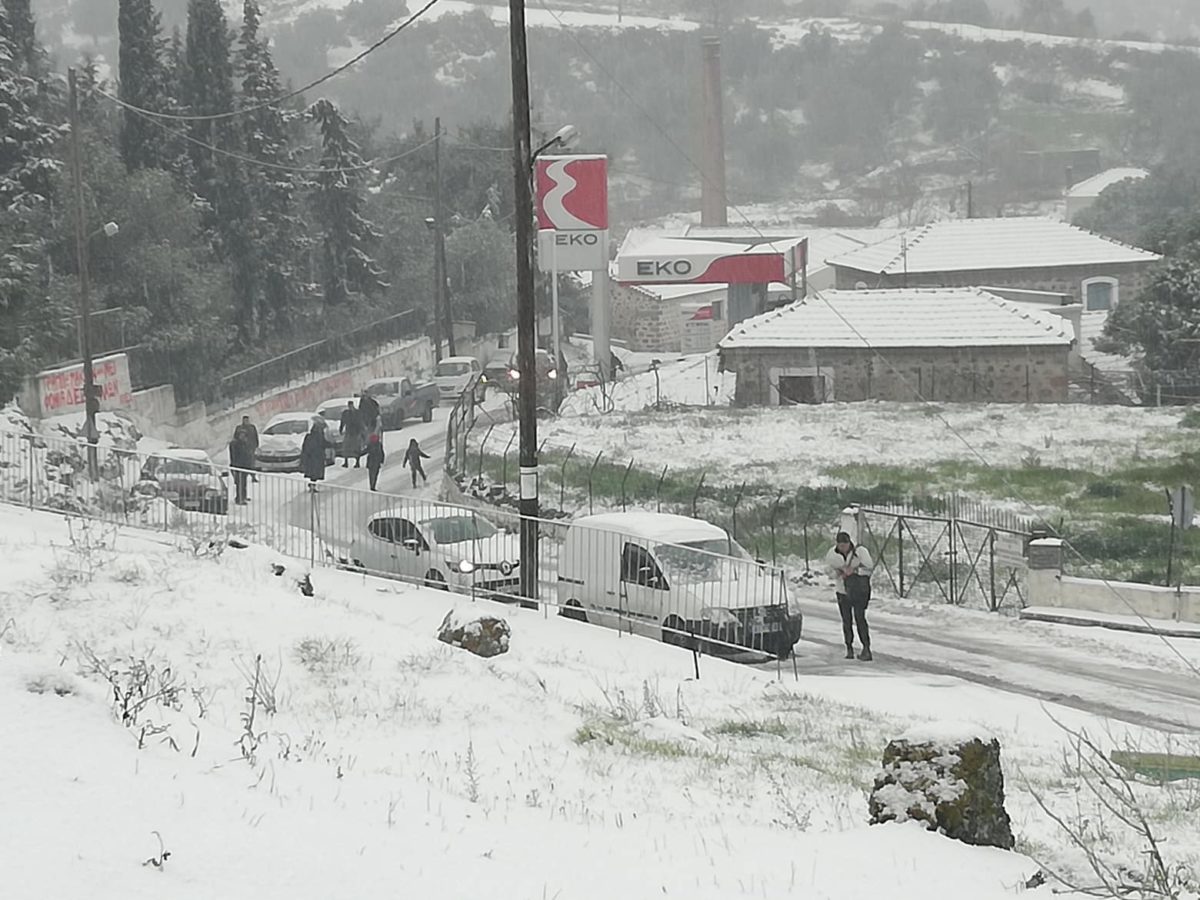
(437, 609), (511, 659)
(868, 724), (1015, 850)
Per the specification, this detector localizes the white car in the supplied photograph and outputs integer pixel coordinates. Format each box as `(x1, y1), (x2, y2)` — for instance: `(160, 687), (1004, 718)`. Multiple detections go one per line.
(255, 413), (335, 472)
(433, 356), (485, 405)
(556, 512), (801, 659)
(345, 505), (521, 598)
(315, 397), (358, 456)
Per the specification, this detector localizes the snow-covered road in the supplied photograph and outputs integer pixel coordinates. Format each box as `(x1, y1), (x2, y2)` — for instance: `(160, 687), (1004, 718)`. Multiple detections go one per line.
(778, 598), (1200, 734)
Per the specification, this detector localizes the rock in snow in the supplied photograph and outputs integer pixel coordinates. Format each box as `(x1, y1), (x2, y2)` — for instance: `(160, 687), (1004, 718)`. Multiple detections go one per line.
(437, 609), (511, 658)
(868, 733), (1015, 851)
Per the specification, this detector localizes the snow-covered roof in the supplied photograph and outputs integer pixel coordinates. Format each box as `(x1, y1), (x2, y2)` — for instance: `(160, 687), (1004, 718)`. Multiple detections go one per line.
(719, 288), (1074, 350)
(1066, 168), (1149, 199)
(826, 217), (1160, 276)
(571, 512), (728, 545)
(152, 448), (212, 462)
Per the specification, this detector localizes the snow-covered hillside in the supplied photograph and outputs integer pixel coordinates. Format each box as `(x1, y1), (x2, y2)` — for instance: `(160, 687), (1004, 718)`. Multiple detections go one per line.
(4, 505), (1197, 897)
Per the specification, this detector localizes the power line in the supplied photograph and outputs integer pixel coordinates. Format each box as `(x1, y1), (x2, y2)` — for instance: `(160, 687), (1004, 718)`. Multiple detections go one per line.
(93, 0), (442, 124)
(534, 1), (1200, 680)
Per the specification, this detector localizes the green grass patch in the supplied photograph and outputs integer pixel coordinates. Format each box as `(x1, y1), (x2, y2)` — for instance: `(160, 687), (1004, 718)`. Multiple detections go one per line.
(710, 719), (789, 739)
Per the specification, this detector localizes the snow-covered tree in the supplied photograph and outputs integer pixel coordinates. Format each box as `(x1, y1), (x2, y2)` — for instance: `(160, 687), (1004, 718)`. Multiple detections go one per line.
(0, 4), (59, 211)
(2, 0), (39, 75)
(237, 0), (307, 337)
(1100, 245), (1200, 372)
(118, 0), (170, 171)
(308, 98), (386, 309)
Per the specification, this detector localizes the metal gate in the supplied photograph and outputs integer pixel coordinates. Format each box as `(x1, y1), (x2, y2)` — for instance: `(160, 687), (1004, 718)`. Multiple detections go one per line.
(857, 499), (1032, 612)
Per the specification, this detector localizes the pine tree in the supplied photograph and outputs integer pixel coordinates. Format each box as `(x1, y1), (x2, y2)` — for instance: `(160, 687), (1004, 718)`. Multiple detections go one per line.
(237, 0), (307, 337)
(309, 98), (386, 309)
(117, 0), (169, 171)
(0, 5), (59, 211)
(2, 0), (39, 75)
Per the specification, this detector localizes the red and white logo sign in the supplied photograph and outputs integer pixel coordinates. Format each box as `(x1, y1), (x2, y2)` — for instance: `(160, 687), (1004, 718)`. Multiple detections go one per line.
(618, 251), (787, 285)
(536, 155), (608, 231)
(37, 353), (134, 418)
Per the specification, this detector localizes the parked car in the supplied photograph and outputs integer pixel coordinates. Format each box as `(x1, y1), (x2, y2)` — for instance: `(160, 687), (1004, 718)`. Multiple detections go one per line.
(343, 505), (521, 598)
(556, 512), (802, 659)
(315, 397), (358, 457)
(363, 376), (439, 430)
(134, 448), (229, 515)
(433, 356), (486, 405)
(255, 413), (336, 472)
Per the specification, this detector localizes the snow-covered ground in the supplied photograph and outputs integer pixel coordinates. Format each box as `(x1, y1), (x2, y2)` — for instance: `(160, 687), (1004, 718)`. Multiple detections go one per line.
(517, 354), (1188, 487)
(3, 504), (1199, 898)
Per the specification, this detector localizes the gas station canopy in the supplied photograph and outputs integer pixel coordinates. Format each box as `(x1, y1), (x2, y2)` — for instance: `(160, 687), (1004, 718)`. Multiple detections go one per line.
(615, 235), (808, 285)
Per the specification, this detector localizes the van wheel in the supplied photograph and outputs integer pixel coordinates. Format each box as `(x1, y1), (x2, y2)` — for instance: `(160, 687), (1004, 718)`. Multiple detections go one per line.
(560, 599), (587, 623)
(662, 615), (689, 647)
(421, 403), (433, 423)
(425, 569), (449, 590)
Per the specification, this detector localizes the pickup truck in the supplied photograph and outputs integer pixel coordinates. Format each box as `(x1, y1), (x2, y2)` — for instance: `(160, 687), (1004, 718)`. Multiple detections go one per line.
(363, 376), (439, 430)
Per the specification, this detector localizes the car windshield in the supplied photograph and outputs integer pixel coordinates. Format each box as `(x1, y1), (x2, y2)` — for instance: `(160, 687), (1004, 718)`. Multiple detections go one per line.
(265, 419), (309, 435)
(319, 408), (341, 420)
(424, 515), (499, 545)
(366, 382), (396, 396)
(158, 457), (212, 476)
(436, 362), (471, 377)
(654, 538), (750, 582)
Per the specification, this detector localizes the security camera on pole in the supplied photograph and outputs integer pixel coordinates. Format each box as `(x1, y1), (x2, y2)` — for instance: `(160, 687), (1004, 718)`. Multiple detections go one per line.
(534, 153), (611, 385)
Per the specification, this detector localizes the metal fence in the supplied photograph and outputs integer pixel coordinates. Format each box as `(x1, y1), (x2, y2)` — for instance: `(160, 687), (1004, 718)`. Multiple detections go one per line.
(0, 426), (798, 660)
(854, 498), (1033, 612)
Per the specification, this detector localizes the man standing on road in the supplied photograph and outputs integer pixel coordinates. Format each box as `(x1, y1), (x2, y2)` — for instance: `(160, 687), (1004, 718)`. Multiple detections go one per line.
(228, 429), (252, 505)
(301, 419), (328, 483)
(234, 415), (259, 484)
(339, 400), (366, 468)
(824, 531), (874, 661)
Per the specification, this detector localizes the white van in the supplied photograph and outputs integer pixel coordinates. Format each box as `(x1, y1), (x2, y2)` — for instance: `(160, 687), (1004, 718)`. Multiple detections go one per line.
(557, 512), (801, 659)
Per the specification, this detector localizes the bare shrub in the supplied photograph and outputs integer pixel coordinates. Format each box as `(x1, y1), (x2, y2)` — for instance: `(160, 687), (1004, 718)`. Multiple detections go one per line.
(48, 517), (117, 594)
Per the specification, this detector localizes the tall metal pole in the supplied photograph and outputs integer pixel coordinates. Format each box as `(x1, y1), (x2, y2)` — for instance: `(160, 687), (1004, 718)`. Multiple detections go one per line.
(434, 117), (456, 357)
(68, 68), (99, 481)
(509, 0), (539, 603)
(551, 237), (562, 398)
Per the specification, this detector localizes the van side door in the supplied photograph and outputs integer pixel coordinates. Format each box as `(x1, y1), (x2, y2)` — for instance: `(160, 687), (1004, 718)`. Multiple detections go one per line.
(619, 542), (669, 627)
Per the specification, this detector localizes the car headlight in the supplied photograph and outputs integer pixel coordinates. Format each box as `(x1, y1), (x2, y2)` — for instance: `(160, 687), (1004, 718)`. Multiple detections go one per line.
(457, 559), (475, 574)
(548, 369), (558, 380)
(700, 607), (739, 626)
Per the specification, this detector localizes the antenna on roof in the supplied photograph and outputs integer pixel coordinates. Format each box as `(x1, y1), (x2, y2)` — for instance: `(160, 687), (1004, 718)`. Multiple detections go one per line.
(900, 234), (909, 288)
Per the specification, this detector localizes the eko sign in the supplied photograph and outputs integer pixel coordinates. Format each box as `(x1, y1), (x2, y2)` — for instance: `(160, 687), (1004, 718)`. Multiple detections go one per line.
(618, 251), (787, 284)
(37, 353), (134, 418)
(535, 154), (608, 272)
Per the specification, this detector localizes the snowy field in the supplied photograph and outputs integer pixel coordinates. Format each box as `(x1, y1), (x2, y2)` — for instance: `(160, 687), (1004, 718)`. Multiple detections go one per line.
(4, 505), (1199, 897)
(527, 355), (1190, 488)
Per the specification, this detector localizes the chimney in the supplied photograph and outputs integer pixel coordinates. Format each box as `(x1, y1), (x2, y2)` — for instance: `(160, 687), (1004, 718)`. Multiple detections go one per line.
(700, 36), (728, 227)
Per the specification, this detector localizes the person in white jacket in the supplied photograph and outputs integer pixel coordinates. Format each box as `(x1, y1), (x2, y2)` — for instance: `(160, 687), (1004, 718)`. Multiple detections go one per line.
(824, 531), (874, 661)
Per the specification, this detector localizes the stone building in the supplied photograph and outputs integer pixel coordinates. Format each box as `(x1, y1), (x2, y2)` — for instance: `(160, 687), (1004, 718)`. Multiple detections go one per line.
(827, 218), (1160, 314)
(1065, 168), (1148, 221)
(718, 288), (1074, 406)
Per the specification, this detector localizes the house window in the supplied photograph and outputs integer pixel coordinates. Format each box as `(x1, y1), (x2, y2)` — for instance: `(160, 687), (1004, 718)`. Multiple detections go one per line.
(1082, 277), (1118, 311)
(768, 366), (834, 405)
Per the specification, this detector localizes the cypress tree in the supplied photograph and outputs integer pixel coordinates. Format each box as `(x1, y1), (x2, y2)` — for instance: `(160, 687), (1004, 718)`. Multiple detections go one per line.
(0, 4), (59, 210)
(117, 0), (168, 171)
(309, 98), (386, 309)
(2, 0), (38, 75)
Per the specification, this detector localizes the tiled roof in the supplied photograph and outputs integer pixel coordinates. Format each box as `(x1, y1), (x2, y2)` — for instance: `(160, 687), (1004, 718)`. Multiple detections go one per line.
(1066, 168), (1149, 199)
(826, 217), (1160, 276)
(718, 288), (1075, 350)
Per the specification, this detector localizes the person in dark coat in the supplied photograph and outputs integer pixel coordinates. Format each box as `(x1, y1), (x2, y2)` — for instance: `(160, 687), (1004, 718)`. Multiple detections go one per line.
(228, 430), (252, 504)
(401, 438), (430, 489)
(358, 392), (381, 436)
(234, 415), (259, 483)
(300, 420), (328, 483)
(365, 432), (385, 491)
(339, 400), (365, 468)
(823, 531), (875, 661)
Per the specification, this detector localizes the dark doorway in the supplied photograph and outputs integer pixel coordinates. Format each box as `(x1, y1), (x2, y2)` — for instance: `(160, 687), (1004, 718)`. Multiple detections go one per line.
(778, 374), (827, 405)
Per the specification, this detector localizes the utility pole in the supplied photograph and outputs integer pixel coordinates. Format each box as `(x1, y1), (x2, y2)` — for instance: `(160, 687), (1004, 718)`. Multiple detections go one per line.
(508, 0), (539, 604)
(966, 181), (975, 219)
(433, 118), (456, 357)
(68, 67), (99, 481)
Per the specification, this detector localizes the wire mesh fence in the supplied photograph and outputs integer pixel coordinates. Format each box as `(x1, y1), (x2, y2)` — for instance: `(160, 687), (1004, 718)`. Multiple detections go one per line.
(0, 425), (800, 660)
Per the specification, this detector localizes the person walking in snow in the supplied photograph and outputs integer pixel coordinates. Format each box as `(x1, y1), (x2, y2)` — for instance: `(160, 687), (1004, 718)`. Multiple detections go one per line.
(401, 438), (429, 489)
(339, 400), (366, 468)
(300, 419), (328, 483)
(824, 531), (874, 661)
(228, 429), (252, 505)
(365, 433), (385, 491)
